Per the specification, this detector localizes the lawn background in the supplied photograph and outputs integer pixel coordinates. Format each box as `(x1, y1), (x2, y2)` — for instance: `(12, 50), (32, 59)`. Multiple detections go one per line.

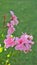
(0, 0), (37, 65)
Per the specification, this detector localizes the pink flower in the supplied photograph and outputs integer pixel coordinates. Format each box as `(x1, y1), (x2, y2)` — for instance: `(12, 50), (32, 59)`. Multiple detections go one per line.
(11, 15), (19, 25)
(15, 33), (34, 53)
(10, 11), (17, 19)
(15, 37), (28, 51)
(6, 25), (15, 38)
(10, 11), (19, 25)
(7, 23), (15, 38)
(7, 26), (15, 35)
(4, 37), (16, 48)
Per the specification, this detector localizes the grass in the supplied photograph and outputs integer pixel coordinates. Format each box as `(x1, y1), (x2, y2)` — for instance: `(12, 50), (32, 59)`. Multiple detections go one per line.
(0, 0), (37, 65)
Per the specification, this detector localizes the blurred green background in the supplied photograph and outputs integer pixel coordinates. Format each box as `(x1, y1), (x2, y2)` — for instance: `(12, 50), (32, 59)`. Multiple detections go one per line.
(0, 0), (37, 65)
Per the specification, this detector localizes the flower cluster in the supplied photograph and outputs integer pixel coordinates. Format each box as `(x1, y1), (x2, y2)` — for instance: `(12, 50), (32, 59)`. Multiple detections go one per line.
(6, 11), (19, 38)
(4, 11), (34, 53)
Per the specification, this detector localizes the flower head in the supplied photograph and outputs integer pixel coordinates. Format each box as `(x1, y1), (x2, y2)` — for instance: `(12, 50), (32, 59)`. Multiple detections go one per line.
(15, 33), (34, 53)
(4, 37), (16, 48)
